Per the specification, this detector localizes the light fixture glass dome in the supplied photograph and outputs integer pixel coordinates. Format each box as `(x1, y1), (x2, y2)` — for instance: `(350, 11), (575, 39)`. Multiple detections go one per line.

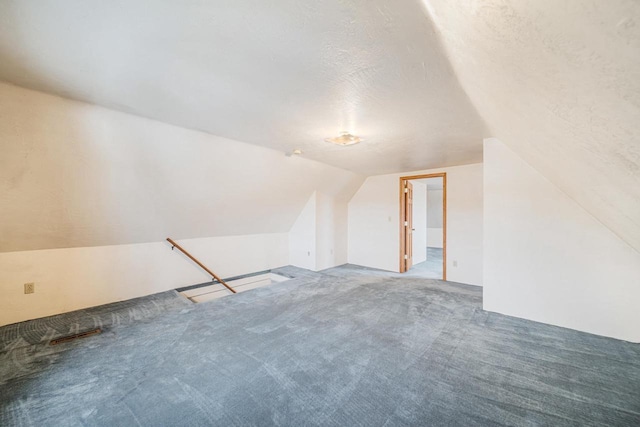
(325, 132), (363, 146)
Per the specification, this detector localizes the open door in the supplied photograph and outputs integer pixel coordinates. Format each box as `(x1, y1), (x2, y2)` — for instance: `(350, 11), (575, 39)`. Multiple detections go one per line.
(400, 173), (446, 278)
(404, 181), (413, 270)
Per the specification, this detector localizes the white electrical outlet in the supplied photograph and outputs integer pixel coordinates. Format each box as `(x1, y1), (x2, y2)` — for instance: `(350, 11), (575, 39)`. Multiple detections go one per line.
(24, 282), (35, 294)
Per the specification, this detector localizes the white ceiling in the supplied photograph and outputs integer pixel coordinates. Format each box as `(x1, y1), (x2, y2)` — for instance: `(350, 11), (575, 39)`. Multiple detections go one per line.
(0, 82), (365, 252)
(1, 0), (638, 252)
(423, 0), (640, 253)
(0, 0), (487, 176)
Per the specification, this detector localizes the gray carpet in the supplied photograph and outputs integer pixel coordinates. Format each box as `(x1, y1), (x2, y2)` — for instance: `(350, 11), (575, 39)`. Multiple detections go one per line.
(1, 265), (639, 426)
(408, 247), (443, 279)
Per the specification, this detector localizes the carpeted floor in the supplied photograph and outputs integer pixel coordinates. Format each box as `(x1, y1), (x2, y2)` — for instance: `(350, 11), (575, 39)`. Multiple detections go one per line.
(407, 247), (443, 279)
(1, 265), (639, 426)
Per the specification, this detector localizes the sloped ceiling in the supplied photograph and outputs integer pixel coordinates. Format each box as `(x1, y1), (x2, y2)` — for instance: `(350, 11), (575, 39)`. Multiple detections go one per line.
(0, 0), (487, 176)
(422, 0), (640, 253)
(0, 82), (363, 252)
(1, 0), (638, 253)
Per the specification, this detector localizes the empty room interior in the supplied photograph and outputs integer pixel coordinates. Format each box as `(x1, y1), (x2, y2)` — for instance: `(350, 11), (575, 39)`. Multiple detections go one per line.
(1, 1), (639, 426)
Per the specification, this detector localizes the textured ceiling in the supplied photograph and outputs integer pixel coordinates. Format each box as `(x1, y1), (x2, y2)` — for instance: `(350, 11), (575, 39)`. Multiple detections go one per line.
(423, 0), (640, 253)
(0, 82), (364, 252)
(0, 0), (487, 176)
(1, 0), (638, 252)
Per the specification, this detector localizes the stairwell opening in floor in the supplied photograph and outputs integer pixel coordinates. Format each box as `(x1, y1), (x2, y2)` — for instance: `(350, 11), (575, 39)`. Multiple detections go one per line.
(178, 272), (290, 303)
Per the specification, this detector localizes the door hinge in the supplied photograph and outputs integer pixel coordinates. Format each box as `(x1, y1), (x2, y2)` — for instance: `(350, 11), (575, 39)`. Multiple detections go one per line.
(404, 221), (408, 226)
(404, 188), (408, 193)
(404, 254), (408, 260)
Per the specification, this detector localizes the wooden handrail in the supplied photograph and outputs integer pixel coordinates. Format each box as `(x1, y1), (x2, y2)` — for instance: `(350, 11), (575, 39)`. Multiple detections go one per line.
(166, 238), (236, 294)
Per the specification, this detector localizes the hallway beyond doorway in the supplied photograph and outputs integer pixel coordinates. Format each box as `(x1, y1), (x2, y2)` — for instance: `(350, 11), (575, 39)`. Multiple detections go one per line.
(399, 173), (446, 277)
(408, 247), (443, 279)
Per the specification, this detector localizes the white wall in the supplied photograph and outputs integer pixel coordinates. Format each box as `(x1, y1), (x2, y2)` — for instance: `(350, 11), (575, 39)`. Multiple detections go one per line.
(288, 191), (349, 272)
(0, 83), (364, 325)
(329, 197), (349, 269)
(411, 182), (427, 264)
(424, 1), (640, 255)
(0, 83), (364, 252)
(484, 138), (640, 343)
(0, 234), (288, 326)
(427, 189), (443, 227)
(348, 163), (483, 285)
(288, 193), (317, 271)
(316, 192), (348, 271)
(426, 228), (443, 249)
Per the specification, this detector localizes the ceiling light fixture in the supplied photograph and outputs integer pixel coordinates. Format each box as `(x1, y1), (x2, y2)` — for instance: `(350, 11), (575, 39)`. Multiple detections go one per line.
(285, 149), (303, 157)
(325, 132), (363, 146)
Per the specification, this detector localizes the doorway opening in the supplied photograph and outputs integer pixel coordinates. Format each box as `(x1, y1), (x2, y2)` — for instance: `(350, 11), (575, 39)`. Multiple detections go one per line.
(399, 173), (446, 280)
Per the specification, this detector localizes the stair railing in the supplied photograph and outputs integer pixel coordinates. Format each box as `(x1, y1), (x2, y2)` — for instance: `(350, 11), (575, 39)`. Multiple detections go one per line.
(166, 238), (236, 294)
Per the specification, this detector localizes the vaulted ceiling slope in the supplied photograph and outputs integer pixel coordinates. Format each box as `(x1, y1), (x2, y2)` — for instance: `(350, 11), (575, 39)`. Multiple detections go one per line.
(0, 0), (487, 176)
(0, 83), (363, 252)
(1, 1), (638, 252)
(423, 0), (640, 253)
